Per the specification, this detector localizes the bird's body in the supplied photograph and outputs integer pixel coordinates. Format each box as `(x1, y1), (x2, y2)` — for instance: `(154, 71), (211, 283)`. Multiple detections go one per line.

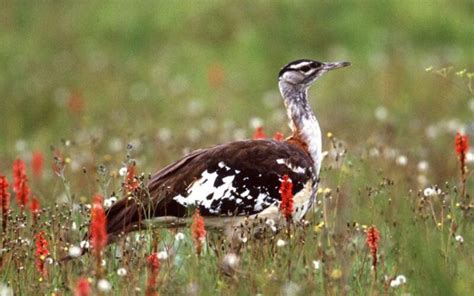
(105, 59), (350, 241)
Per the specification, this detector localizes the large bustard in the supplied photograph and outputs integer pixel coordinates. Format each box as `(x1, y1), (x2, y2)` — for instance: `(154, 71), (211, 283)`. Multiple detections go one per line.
(105, 59), (350, 241)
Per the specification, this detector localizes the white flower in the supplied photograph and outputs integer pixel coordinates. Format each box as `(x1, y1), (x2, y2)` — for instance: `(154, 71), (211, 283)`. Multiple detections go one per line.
(69, 245), (82, 258)
(157, 250), (168, 260)
(175, 232), (185, 241)
(417, 161), (429, 172)
(423, 186), (441, 197)
(466, 151), (474, 163)
(119, 167), (128, 176)
(312, 260), (321, 270)
(117, 268), (127, 276)
(276, 239), (287, 247)
(396, 155), (408, 166)
(390, 274), (407, 287)
(101, 259), (106, 267)
(71, 222), (77, 231)
(374, 106), (388, 121)
(455, 235), (464, 244)
(97, 279), (112, 292)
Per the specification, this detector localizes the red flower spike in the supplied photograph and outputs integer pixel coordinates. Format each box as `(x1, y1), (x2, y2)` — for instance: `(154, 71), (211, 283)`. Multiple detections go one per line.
(253, 126), (266, 140)
(455, 132), (469, 156)
(32, 150), (44, 179)
(366, 225), (381, 270)
(124, 163), (140, 194)
(35, 231), (50, 277)
(90, 194), (107, 257)
(279, 175), (294, 222)
(30, 196), (41, 223)
(0, 175), (10, 231)
(146, 253), (160, 296)
(74, 277), (91, 296)
(191, 209), (206, 256)
(273, 132), (284, 141)
(13, 159), (26, 193)
(16, 178), (30, 211)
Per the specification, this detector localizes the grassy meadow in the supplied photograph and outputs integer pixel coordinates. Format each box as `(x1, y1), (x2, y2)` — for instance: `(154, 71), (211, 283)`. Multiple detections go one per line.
(0, 1), (473, 295)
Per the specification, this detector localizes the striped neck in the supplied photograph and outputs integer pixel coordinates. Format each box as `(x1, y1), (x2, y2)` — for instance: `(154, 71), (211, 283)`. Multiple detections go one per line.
(279, 81), (323, 175)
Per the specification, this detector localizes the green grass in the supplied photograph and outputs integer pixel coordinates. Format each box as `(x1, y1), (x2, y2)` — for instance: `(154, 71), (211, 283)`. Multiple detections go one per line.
(0, 1), (473, 295)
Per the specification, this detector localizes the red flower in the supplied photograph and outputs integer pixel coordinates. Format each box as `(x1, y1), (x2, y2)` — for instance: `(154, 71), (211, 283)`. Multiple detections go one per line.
(32, 150), (44, 179)
(13, 159), (30, 211)
(74, 277), (91, 296)
(191, 209), (206, 256)
(35, 231), (50, 277)
(146, 253), (160, 296)
(30, 196), (41, 223)
(366, 225), (381, 270)
(16, 178), (30, 211)
(13, 159), (26, 193)
(124, 163), (140, 194)
(279, 175), (294, 222)
(0, 175), (10, 231)
(273, 132), (284, 141)
(90, 194), (107, 256)
(455, 132), (468, 156)
(253, 126), (266, 140)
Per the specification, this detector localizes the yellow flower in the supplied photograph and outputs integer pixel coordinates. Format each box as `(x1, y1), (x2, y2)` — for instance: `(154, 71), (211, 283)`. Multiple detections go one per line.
(330, 269), (342, 279)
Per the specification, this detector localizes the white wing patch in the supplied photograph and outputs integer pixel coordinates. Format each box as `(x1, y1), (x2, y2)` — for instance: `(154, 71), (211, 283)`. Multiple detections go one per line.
(276, 158), (306, 174)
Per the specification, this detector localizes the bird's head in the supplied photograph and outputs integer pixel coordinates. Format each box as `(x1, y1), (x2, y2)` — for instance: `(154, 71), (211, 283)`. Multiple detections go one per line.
(278, 59), (351, 88)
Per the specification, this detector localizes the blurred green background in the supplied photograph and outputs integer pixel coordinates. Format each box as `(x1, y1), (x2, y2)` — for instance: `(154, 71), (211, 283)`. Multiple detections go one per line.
(0, 0), (472, 177)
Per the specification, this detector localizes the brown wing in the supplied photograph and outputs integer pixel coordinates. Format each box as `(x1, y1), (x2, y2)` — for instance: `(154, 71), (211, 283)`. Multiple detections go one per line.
(105, 139), (315, 236)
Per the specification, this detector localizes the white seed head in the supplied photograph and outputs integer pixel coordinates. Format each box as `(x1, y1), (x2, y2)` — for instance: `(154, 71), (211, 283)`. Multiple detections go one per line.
(312, 260), (321, 270)
(455, 235), (464, 243)
(97, 279), (112, 292)
(276, 239), (287, 247)
(175, 232), (185, 241)
(157, 250), (168, 260)
(69, 245), (82, 258)
(117, 268), (127, 276)
(119, 167), (128, 176)
(396, 155), (408, 166)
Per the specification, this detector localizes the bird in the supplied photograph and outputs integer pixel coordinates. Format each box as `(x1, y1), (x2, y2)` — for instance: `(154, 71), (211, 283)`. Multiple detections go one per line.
(105, 59), (350, 244)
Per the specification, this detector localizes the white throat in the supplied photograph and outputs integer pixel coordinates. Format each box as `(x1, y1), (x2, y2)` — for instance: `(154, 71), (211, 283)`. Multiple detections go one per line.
(279, 81), (323, 175)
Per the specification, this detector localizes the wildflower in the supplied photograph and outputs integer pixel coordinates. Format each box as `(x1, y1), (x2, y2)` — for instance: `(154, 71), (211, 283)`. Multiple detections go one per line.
(30, 196), (41, 222)
(276, 239), (287, 247)
(417, 161), (429, 172)
(220, 253), (240, 275)
(157, 250), (168, 260)
(175, 232), (185, 241)
(103, 196), (117, 208)
(366, 225), (381, 272)
(423, 186), (441, 197)
(74, 278), (91, 296)
(31, 150), (44, 179)
(455, 235), (464, 244)
(35, 231), (50, 277)
(13, 159), (30, 211)
(374, 106), (388, 121)
(455, 132), (469, 175)
(118, 167), (128, 176)
(273, 132), (284, 141)
(124, 163), (140, 193)
(117, 268), (127, 277)
(279, 175), (294, 222)
(97, 279), (111, 293)
(69, 245), (82, 258)
(90, 194), (107, 257)
(191, 209), (206, 256)
(252, 126), (266, 139)
(12, 159), (26, 193)
(390, 275), (407, 288)
(312, 260), (321, 270)
(0, 175), (10, 231)
(395, 155), (407, 166)
(146, 253), (160, 296)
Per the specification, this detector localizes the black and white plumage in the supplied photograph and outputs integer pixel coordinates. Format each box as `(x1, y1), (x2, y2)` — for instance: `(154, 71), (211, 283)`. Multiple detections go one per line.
(105, 59), (350, 239)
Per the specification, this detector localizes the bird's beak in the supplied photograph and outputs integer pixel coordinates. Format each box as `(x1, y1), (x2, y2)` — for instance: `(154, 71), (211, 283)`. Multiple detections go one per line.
(323, 61), (351, 71)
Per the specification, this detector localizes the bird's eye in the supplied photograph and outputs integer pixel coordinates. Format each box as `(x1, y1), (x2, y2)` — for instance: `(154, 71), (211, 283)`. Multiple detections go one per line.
(300, 65), (311, 72)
